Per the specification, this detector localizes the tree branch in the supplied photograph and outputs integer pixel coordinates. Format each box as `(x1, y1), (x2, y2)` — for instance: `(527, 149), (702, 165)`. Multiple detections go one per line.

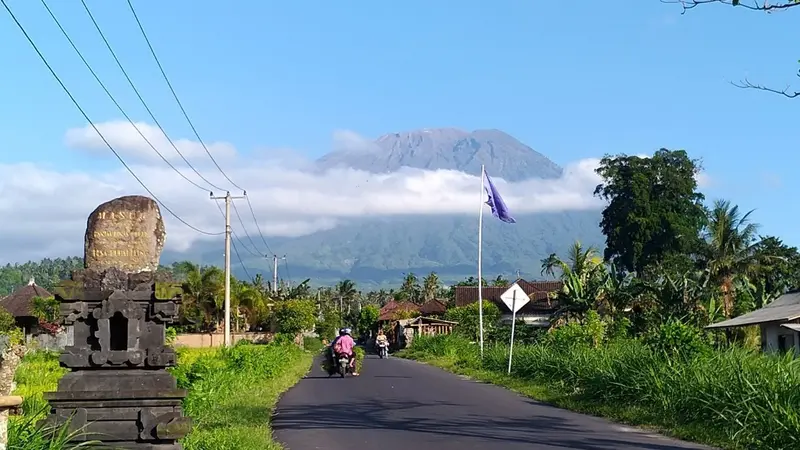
(731, 78), (800, 98)
(661, 0), (800, 97)
(661, 0), (800, 13)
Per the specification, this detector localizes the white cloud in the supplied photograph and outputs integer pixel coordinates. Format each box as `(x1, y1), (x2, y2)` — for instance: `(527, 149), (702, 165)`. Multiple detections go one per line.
(64, 121), (237, 165)
(0, 123), (609, 263)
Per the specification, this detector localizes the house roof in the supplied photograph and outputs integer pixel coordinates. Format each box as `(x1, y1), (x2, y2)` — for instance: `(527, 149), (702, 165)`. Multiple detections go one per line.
(378, 300), (419, 322)
(454, 279), (562, 314)
(781, 324), (800, 333)
(706, 290), (800, 329)
(0, 278), (53, 318)
(419, 299), (446, 315)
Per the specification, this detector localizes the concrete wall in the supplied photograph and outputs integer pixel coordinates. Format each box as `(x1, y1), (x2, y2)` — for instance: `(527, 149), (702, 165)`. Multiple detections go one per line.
(500, 313), (551, 327)
(761, 321), (800, 353)
(25, 326), (72, 352)
(172, 332), (274, 348)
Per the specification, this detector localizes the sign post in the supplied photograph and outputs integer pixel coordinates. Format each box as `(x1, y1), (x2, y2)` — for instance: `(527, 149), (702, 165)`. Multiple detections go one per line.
(500, 283), (530, 375)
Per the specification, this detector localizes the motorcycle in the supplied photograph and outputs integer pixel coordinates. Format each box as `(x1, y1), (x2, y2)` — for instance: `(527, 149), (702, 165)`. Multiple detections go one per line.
(335, 352), (353, 378)
(377, 341), (388, 359)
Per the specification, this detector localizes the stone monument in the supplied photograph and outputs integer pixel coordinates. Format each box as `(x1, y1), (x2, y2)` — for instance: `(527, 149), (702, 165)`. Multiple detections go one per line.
(44, 195), (191, 449)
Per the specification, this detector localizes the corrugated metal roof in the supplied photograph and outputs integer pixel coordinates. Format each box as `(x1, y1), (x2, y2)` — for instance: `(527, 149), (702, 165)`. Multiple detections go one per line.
(706, 290), (800, 329)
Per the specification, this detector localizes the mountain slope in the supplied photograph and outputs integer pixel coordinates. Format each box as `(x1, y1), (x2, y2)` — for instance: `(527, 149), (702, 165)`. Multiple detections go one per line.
(316, 128), (563, 181)
(173, 127), (603, 288)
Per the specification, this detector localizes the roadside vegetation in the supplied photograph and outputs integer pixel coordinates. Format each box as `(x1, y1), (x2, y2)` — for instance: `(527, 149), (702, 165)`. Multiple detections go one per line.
(9, 340), (319, 450)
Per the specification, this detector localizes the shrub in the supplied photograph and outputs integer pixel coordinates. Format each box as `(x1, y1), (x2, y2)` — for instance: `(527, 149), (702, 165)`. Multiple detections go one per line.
(0, 307), (15, 333)
(643, 318), (711, 359)
(356, 304), (379, 338)
(444, 302), (501, 341)
(274, 299), (316, 335)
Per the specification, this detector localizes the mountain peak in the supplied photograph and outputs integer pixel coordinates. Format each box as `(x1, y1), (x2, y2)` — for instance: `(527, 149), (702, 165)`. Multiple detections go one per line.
(317, 127), (563, 181)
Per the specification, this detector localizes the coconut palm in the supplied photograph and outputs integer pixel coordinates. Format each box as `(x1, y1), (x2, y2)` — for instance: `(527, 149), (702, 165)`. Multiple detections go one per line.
(422, 272), (440, 302)
(700, 199), (761, 318)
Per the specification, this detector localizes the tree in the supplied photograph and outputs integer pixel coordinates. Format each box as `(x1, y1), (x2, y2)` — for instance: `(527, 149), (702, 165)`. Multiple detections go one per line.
(594, 149), (707, 276)
(750, 236), (800, 304)
(540, 242), (609, 317)
(174, 261), (224, 332)
(422, 272), (440, 302)
(356, 304), (380, 338)
(662, 0), (800, 98)
(491, 275), (510, 287)
(399, 273), (421, 304)
(274, 299), (316, 335)
(700, 200), (761, 317)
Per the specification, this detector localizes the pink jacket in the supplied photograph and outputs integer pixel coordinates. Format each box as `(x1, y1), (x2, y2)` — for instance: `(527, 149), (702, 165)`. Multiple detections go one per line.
(335, 335), (355, 355)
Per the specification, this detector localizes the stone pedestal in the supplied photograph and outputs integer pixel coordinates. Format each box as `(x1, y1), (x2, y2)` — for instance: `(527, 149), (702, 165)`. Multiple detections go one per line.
(44, 268), (191, 449)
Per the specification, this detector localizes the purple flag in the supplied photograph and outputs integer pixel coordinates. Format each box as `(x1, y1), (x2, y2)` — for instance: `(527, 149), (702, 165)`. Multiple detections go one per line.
(484, 171), (516, 223)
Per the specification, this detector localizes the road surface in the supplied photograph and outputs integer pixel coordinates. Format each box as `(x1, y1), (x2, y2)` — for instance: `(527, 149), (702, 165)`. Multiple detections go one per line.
(272, 354), (711, 450)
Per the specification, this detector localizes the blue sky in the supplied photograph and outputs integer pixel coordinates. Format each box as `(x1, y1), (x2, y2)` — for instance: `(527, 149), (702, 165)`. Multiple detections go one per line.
(0, 0), (798, 248)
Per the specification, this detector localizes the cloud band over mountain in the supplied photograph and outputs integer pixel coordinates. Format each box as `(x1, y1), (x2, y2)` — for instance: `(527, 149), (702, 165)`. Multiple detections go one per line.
(1, 121), (622, 263)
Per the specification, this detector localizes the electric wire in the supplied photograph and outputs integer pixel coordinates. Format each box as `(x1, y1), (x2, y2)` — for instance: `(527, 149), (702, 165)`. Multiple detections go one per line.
(79, 0), (271, 256)
(40, 0), (208, 193)
(125, 0), (244, 192)
(245, 194), (274, 255)
(282, 257), (292, 286)
(231, 201), (265, 257)
(78, 0), (225, 192)
(214, 200), (254, 282)
(0, 0), (222, 236)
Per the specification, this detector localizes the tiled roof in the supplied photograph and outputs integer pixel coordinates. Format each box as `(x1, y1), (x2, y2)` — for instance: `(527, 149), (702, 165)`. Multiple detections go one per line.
(0, 279), (53, 318)
(453, 279), (562, 314)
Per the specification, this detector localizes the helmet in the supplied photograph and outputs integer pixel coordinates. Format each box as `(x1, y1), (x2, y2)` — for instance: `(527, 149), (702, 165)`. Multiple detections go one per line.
(338, 328), (347, 336)
(343, 327), (352, 336)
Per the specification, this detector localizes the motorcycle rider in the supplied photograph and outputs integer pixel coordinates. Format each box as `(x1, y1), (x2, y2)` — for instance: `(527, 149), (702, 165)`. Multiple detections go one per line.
(332, 328), (359, 376)
(375, 329), (389, 356)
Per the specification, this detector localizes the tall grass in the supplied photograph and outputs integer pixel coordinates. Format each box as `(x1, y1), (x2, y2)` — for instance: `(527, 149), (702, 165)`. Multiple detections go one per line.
(11, 342), (315, 450)
(174, 341), (314, 450)
(406, 334), (800, 450)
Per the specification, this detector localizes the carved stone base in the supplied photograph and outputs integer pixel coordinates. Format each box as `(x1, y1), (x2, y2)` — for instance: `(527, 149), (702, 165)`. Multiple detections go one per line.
(44, 387), (190, 448)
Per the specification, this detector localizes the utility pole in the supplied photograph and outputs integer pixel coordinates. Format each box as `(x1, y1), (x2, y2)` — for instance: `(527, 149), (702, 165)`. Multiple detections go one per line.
(271, 254), (286, 293)
(210, 191), (245, 348)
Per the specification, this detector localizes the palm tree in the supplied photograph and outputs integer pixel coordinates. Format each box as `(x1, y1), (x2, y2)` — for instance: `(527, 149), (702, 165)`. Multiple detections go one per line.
(701, 199), (761, 318)
(176, 261), (225, 332)
(400, 273), (421, 304)
(540, 242), (608, 317)
(422, 272), (440, 302)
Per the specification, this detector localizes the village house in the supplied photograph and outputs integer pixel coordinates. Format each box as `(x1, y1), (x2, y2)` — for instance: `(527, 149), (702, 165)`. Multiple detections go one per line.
(707, 289), (800, 353)
(454, 279), (563, 326)
(0, 277), (53, 338)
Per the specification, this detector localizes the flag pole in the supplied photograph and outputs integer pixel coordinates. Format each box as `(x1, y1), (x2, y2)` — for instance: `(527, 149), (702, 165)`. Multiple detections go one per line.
(478, 164), (485, 358)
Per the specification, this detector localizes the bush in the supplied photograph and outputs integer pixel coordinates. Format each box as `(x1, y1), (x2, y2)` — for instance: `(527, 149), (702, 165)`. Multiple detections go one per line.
(356, 304), (379, 338)
(643, 318), (711, 359)
(274, 299), (316, 335)
(444, 302), (501, 341)
(0, 307), (15, 333)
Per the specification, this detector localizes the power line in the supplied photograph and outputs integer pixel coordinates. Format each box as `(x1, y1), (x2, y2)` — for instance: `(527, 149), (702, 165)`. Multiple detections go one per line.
(125, 0), (244, 192)
(77, 0), (224, 192)
(214, 199), (253, 281)
(1, 0), (222, 237)
(39, 0), (208, 193)
(283, 257), (292, 285)
(76, 0), (269, 256)
(231, 201), (265, 256)
(245, 194), (274, 255)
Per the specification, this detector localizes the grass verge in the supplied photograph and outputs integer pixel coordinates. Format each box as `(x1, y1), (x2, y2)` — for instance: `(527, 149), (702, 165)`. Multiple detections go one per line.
(174, 342), (315, 450)
(399, 334), (800, 450)
(10, 341), (318, 450)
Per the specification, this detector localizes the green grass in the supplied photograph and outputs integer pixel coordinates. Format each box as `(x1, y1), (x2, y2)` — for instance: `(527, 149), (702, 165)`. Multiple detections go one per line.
(174, 342), (315, 450)
(10, 341), (318, 450)
(401, 334), (800, 450)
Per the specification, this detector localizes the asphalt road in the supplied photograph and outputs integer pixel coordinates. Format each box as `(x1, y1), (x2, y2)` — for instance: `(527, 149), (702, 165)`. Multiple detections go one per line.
(272, 354), (712, 450)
